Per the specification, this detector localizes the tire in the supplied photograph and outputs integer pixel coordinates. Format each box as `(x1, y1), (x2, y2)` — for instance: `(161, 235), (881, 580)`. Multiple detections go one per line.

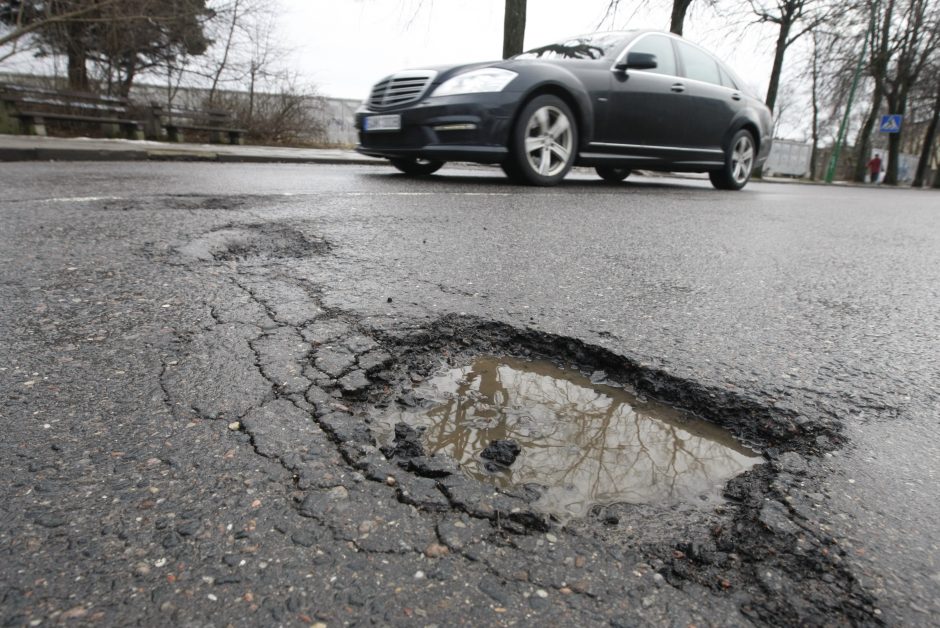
(390, 157), (444, 176)
(709, 130), (755, 190)
(500, 160), (524, 183)
(595, 166), (631, 182)
(506, 95), (578, 186)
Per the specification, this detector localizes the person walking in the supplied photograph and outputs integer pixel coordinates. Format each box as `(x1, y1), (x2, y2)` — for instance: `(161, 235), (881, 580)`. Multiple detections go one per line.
(867, 154), (883, 184)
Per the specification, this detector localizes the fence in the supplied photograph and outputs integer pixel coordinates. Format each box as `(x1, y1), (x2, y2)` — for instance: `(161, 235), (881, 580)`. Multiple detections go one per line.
(763, 139), (812, 177)
(0, 72), (361, 146)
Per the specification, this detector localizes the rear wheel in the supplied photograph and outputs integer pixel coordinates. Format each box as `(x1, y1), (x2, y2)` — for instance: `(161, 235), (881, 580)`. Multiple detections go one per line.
(709, 130), (755, 190)
(390, 157), (444, 176)
(595, 166), (631, 182)
(507, 95), (577, 186)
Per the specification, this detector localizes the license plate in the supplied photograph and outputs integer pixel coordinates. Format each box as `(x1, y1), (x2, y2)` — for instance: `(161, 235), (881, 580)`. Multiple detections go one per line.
(364, 114), (401, 132)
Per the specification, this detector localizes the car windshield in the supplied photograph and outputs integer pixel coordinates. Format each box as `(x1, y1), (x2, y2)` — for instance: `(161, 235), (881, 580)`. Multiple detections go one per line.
(516, 32), (630, 60)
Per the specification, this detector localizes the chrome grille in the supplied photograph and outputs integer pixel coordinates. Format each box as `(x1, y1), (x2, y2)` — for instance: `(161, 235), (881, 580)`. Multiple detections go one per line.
(368, 71), (436, 109)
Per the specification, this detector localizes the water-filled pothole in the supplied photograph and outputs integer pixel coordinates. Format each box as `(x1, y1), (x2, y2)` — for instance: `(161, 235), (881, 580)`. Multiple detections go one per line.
(377, 356), (761, 519)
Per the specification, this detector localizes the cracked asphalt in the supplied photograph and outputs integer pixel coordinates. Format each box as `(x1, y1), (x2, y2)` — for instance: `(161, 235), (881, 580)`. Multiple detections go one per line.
(1, 162), (938, 627)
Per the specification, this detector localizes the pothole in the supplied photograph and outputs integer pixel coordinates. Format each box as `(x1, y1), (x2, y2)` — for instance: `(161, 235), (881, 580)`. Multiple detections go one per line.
(101, 195), (259, 212)
(374, 355), (761, 519)
(177, 223), (330, 261)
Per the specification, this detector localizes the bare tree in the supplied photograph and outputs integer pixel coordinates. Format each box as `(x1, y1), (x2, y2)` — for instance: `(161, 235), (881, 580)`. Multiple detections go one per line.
(206, 0), (243, 104)
(852, 0), (939, 184)
(189, 0), (323, 144)
(881, 0), (939, 184)
(0, 0), (121, 50)
(1, 0), (211, 92)
(803, 29), (856, 179)
(599, 0), (717, 35)
(911, 70), (940, 187)
(98, 0), (212, 97)
(748, 0), (837, 112)
(808, 31), (824, 177)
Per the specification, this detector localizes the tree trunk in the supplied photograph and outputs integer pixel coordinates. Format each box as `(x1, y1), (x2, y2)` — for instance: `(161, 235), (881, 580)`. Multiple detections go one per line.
(855, 0), (896, 182)
(118, 64), (136, 98)
(854, 86), (884, 182)
(248, 71), (257, 122)
(670, 0), (693, 36)
(502, 0), (526, 59)
(884, 127), (901, 184)
(809, 35), (820, 179)
(764, 19), (792, 112)
(883, 89), (907, 185)
(67, 49), (89, 91)
(208, 0), (241, 106)
(65, 20), (89, 91)
(912, 83), (940, 188)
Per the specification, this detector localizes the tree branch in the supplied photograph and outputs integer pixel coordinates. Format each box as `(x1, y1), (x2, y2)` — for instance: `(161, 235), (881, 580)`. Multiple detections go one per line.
(0, 0), (124, 49)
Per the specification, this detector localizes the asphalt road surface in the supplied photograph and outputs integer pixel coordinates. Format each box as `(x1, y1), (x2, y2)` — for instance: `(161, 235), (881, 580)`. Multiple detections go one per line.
(1, 162), (937, 627)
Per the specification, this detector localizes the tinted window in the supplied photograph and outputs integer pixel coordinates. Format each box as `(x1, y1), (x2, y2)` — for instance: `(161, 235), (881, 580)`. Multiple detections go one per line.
(676, 41), (721, 85)
(628, 34), (677, 76)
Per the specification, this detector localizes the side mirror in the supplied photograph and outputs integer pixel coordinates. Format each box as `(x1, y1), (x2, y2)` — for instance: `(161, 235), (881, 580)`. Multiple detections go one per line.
(615, 52), (658, 72)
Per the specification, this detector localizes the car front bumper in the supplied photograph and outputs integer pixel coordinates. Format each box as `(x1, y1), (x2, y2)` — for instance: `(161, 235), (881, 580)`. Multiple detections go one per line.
(354, 92), (520, 163)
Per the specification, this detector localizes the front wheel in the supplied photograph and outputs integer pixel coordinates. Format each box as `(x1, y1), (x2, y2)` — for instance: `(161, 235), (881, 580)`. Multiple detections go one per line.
(709, 130), (755, 190)
(506, 95), (578, 186)
(595, 166), (631, 182)
(390, 157), (444, 176)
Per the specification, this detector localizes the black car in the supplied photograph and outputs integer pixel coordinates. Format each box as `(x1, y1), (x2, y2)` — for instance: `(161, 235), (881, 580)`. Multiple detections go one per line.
(355, 30), (772, 189)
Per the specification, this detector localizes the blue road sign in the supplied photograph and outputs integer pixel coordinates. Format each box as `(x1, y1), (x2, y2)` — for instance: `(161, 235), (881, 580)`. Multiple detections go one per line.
(880, 114), (903, 133)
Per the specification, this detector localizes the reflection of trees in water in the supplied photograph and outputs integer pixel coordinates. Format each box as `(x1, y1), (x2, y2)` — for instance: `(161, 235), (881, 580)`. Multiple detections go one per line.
(384, 358), (757, 516)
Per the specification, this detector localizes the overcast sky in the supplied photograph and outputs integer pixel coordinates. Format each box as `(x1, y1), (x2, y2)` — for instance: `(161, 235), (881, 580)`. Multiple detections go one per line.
(283, 0), (783, 103)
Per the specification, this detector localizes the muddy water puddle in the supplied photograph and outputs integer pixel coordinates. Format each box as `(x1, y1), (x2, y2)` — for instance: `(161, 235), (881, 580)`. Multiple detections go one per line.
(377, 356), (760, 519)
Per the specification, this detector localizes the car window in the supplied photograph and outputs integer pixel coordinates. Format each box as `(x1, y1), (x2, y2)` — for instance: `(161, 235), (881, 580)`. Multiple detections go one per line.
(518, 32), (628, 60)
(676, 40), (721, 86)
(719, 65), (738, 89)
(628, 34), (677, 76)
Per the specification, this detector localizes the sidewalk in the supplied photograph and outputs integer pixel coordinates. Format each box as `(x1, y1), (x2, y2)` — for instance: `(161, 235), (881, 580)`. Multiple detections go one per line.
(0, 133), (383, 165)
(3, 134), (925, 189)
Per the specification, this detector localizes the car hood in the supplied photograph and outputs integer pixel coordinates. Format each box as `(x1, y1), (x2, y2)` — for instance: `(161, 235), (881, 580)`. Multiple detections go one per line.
(394, 60), (508, 83)
(388, 57), (599, 88)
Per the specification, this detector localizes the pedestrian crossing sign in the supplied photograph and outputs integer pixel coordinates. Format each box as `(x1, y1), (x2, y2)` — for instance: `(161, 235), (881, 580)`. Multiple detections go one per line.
(880, 115), (903, 133)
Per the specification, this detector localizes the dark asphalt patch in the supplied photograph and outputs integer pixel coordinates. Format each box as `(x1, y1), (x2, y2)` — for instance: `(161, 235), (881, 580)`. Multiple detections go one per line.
(96, 194), (279, 212)
(176, 223), (331, 262)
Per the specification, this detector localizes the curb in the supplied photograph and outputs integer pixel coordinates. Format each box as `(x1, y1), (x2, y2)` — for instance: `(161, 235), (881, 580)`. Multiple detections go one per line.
(0, 146), (384, 166)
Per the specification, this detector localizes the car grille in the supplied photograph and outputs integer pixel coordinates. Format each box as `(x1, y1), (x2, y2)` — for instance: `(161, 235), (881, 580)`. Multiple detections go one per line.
(368, 71), (436, 109)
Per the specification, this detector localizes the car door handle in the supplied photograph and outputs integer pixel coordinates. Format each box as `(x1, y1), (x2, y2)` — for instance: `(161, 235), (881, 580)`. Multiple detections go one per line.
(670, 83), (686, 93)
(731, 92), (742, 101)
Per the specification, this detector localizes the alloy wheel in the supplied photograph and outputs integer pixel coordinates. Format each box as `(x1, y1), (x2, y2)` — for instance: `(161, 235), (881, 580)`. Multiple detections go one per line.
(523, 106), (574, 178)
(731, 135), (755, 185)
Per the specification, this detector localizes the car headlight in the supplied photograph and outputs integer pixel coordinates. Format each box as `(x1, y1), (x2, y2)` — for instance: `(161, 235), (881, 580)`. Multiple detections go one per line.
(430, 68), (518, 97)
